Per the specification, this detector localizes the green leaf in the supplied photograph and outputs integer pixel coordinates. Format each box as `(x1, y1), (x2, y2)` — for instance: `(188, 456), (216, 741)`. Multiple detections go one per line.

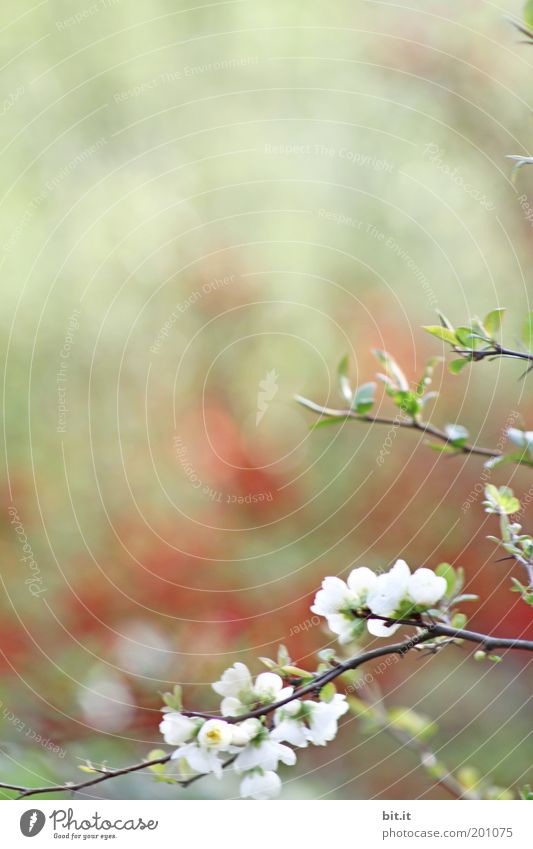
(453, 593), (478, 604)
(147, 750), (168, 775)
(353, 381), (376, 414)
(525, 0), (533, 30)
(507, 427), (527, 449)
(444, 423), (469, 446)
(519, 783), (533, 800)
(373, 349), (409, 391)
(436, 310), (455, 330)
(337, 354), (353, 403)
(277, 644), (291, 666)
(483, 484), (520, 515)
(457, 766), (481, 791)
(317, 648), (337, 663)
(388, 707), (438, 742)
(320, 682), (336, 703)
(435, 563), (457, 597)
(455, 326), (481, 348)
(423, 325), (457, 345)
(162, 684), (183, 712)
(483, 454), (511, 471)
(510, 578), (533, 606)
(393, 390), (421, 418)
(281, 665), (314, 680)
(448, 358), (470, 374)
(451, 612), (467, 629)
(416, 356), (442, 396)
(426, 441), (460, 454)
(309, 417), (345, 431)
(483, 308), (506, 337)
(523, 312), (533, 351)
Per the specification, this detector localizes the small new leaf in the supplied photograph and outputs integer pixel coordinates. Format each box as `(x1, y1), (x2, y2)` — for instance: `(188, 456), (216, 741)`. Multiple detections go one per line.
(448, 358), (470, 374)
(423, 325), (458, 345)
(373, 349), (409, 391)
(353, 381), (376, 414)
(444, 423), (469, 447)
(320, 682), (337, 703)
(483, 308), (506, 337)
(338, 354), (353, 403)
(483, 484), (520, 515)
(523, 312), (533, 351)
(435, 562), (457, 597)
(162, 684), (183, 712)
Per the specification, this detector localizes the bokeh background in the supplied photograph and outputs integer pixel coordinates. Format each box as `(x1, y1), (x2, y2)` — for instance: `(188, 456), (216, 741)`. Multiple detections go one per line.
(1, 0), (532, 799)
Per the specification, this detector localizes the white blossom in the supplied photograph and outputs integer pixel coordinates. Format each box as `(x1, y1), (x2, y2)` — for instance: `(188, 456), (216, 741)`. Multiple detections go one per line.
(311, 568), (378, 645)
(171, 741), (226, 778)
(307, 694), (349, 745)
(170, 718), (234, 779)
(347, 566), (378, 597)
(311, 568), (377, 619)
(366, 617), (402, 637)
(213, 664), (293, 716)
(159, 712), (197, 746)
(311, 576), (353, 617)
(254, 672), (286, 701)
(212, 662), (253, 700)
(407, 567), (447, 606)
(230, 718), (263, 746)
(240, 770), (282, 800)
(197, 718), (234, 750)
(366, 560), (410, 617)
(271, 716), (309, 748)
(322, 612), (358, 645)
(234, 735), (296, 773)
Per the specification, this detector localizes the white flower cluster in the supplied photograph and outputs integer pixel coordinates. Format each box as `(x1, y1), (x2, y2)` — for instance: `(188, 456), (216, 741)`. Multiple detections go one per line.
(158, 560), (447, 799)
(160, 662), (348, 799)
(311, 560), (447, 641)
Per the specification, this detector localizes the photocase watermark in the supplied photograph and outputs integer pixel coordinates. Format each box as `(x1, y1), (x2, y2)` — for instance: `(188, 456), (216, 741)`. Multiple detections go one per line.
(422, 143), (495, 212)
(288, 615), (320, 637)
(20, 810), (46, 837)
(55, 0), (120, 30)
(7, 505), (46, 596)
(0, 84), (24, 117)
(57, 308), (81, 434)
(461, 410), (520, 513)
(317, 209), (438, 308)
(0, 698), (66, 758)
(172, 435), (273, 504)
(256, 369), (279, 426)
(2, 138), (108, 254)
(265, 143), (394, 173)
(517, 193), (533, 228)
(376, 406), (413, 467)
(19, 807), (159, 837)
(113, 58), (259, 102)
(150, 273), (235, 354)
(343, 651), (399, 696)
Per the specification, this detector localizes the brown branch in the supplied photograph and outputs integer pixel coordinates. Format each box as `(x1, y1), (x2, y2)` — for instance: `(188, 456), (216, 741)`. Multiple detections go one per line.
(0, 753), (238, 801)
(454, 344), (533, 366)
(295, 395), (501, 459)
(3, 617), (533, 799)
(0, 632), (433, 800)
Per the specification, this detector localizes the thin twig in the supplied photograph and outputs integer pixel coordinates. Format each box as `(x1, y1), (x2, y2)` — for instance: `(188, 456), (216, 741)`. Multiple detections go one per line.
(0, 633), (434, 799)
(295, 395), (500, 459)
(3, 618), (533, 799)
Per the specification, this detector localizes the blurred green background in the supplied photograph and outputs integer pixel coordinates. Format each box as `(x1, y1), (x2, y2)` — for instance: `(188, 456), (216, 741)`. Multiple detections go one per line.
(1, 0), (532, 799)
